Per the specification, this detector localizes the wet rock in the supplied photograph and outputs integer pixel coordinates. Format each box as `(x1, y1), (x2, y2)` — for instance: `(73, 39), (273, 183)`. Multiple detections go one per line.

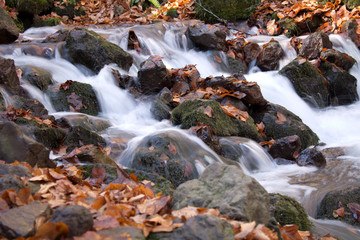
(76, 147), (116, 167)
(137, 55), (171, 95)
(50, 205), (93, 237)
(190, 124), (222, 154)
(20, 65), (53, 91)
(270, 193), (311, 231)
(251, 103), (319, 149)
(320, 49), (356, 71)
(0, 175), (26, 193)
(256, 39), (285, 71)
(279, 18), (301, 38)
(341, 19), (359, 47)
(0, 57), (27, 96)
(78, 163), (118, 184)
(299, 32), (333, 60)
(172, 162), (270, 224)
(0, 202), (52, 239)
(124, 169), (174, 196)
(269, 135), (301, 160)
(273, 157), (295, 165)
(151, 215), (234, 240)
(150, 88), (173, 121)
(317, 186), (360, 226)
(98, 226), (145, 240)
(17, 0), (52, 15)
(219, 137), (245, 161)
(0, 163), (32, 177)
(321, 147), (346, 160)
(58, 114), (111, 132)
(0, 7), (19, 44)
(127, 130), (219, 187)
(12, 95), (49, 118)
(171, 99), (262, 141)
(318, 61), (358, 106)
(47, 80), (101, 116)
(43, 29), (69, 43)
(21, 44), (56, 59)
(243, 42), (262, 64)
(0, 92), (5, 112)
(0, 120), (55, 168)
(63, 126), (106, 152)
(187, 23), (227, 51)
(296, 147), (326, 168)
(194, 0), (260, 23)
(279, 57), (328, 108)
(221, 96), (248, 112)
(64, 28), (133, 73)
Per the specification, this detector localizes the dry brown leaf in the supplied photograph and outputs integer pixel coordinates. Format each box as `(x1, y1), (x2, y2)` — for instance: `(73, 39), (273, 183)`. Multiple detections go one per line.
(275, 111), (287, 124)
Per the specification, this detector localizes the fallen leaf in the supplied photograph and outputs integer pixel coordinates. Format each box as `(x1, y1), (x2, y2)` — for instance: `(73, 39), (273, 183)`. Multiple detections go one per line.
(275, 111), (287, 124)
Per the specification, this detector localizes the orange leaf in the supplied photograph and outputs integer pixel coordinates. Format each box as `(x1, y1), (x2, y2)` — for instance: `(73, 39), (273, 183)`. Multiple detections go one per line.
(169, 142), (177, 155)
(93, 215), (120, 231)
(91, 196), (106, 210)
(215, 55), (222, 63)
(275, 112), (287, 124)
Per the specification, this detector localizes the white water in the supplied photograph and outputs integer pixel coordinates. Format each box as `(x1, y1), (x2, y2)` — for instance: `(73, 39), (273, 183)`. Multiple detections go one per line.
(2, 23), (360, 237)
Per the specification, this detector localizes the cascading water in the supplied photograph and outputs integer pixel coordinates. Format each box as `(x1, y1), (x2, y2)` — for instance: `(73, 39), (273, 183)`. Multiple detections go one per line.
(2, 22), (360, 238)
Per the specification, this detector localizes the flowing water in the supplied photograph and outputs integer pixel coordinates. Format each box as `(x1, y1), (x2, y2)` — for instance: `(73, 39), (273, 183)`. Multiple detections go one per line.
(2, 22), (360, 238)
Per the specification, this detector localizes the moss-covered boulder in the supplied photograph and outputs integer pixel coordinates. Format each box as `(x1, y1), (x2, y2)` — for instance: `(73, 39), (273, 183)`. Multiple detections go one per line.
(0, 7), (19, 44)
(78, 163), (118, 184)
(57, 114), (111, 132)
(251, 103), (319, 149)
(12, 95), (49, 118)
(343, 0), (360, 10)
(0, 92), (5, 112)
(20, 65), (53, 91)
(64, 28), (133, 73)
(279, 57), (328, 108)
(194, 0), (261, 23)
(171, 99), (262, 141)
(63, 126), (106, 152)
(47, 80), (101, 116)
(33, 17), (61, 27)
(279, 18), (301, 38)
(270, 193), (311, 231)
(317, 186), (360, 226)
(16, 0), (52, 15)
(124, 169), (174, 196)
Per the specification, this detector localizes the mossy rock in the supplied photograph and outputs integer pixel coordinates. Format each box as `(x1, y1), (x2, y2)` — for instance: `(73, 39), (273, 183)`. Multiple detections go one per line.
(270, 193), (311, 231)
(64, 28), (133, 73)
(20, 65), (53, 91)
(279, 58), (328, 108)
(78, 164), (118, 184)
(33, 17), (61, 27)
(47, 81), (101, 116)
(279, 18), (302, 38)
(194, 0), (261, 23)
(63, 126), (106, 152)
(0, 92), (5, 112)
(316, 186), (360, 226)
(251, 103), (319, 149)
(343, 0), (360, 10)
(16, 0), (53, 15)
(171, 99), (262, 141)
(124, 169), (174, 196)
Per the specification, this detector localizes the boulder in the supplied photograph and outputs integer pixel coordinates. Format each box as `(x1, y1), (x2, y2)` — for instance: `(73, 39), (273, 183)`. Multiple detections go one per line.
(299, 32), (333, 60)
(251, 103), (319, 149)
(194, 0), (260, 23)
(256, 40), (285, 71)
(171, 99), (262, 141)
(270, 193), (311, 231)
(279, 57), (328, 108)
(0, 120), (55, 168)
(0, 57), (26, 96)
(190, 124), (222, 154)
(243, 42), (262, 64)
(317, 186), (360, 226)
(63, 126), (106, 152)
(0, 92), (5, 112)
(172, 162), (270, 224)
(0, 7), (19, 44)
(0, 175), (26, 193)
(47, 80), (101, 116)
(150, 215), (234, 240)
(64, 28), (133, 73)
(98, 226), (145, 240)
(57, 114), (111, 132)
(150, 88), (172, 121)
(43, 29), (69, 43)
(318, 61), (358, 106)
(20, 65), (53, 91)
(225, 53), (248, 74)
(0, 163), (32, 177)
(187, 23), (227, 51)
(296, 147), (326, 168)
(137, 56), (171, 95)
(76, 147), (116, 167)
(12, 95), (49, 118)
(78, 163), (118, 184)
(268, 135), (301, 160)
(341, 19), (359, 47)
(50, 205), (93, 237)
(279, 18), (301, 38)
(21, 45), (56, 59)
(0, 202), (52, 239)
(124, 169), (174, 196)
(16, 0), (52, 15)
(320, 49), (356, 71)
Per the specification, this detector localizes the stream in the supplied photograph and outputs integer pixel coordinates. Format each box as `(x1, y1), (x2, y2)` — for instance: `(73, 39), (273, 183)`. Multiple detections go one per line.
(1, 22), (360, 239)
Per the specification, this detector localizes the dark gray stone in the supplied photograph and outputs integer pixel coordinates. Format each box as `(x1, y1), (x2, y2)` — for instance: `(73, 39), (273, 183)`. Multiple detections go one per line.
(50, 205), (93, 237)
(0, 202), (52, 239)
(20, 65), (53, 91)
(296, 147), (326, 168)
(0, 175), (26, 193)
(172, 162), (270, 224)
(0, 8), (19, 44)
(0, 57), (26, 96)
(299, 32), (333, 60)
(269, 135), (301, 160)
(0, 163), (32, 177)
(187, 23), (227, 51)
(256, 40), (285, 71)
(63, 126), (106, 152)
(320, 49), (356, 71)
(98, 226), (145, 240)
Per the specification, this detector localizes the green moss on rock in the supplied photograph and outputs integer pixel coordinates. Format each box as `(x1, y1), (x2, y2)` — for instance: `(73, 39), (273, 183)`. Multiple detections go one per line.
(343, 0), (360, 10)
(78, 164), (118, 184)
(270, 193), (311, 231)
(195, 0), (261, 23)
(279, 18), (302, 38)
(33, 17), (61, 27)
